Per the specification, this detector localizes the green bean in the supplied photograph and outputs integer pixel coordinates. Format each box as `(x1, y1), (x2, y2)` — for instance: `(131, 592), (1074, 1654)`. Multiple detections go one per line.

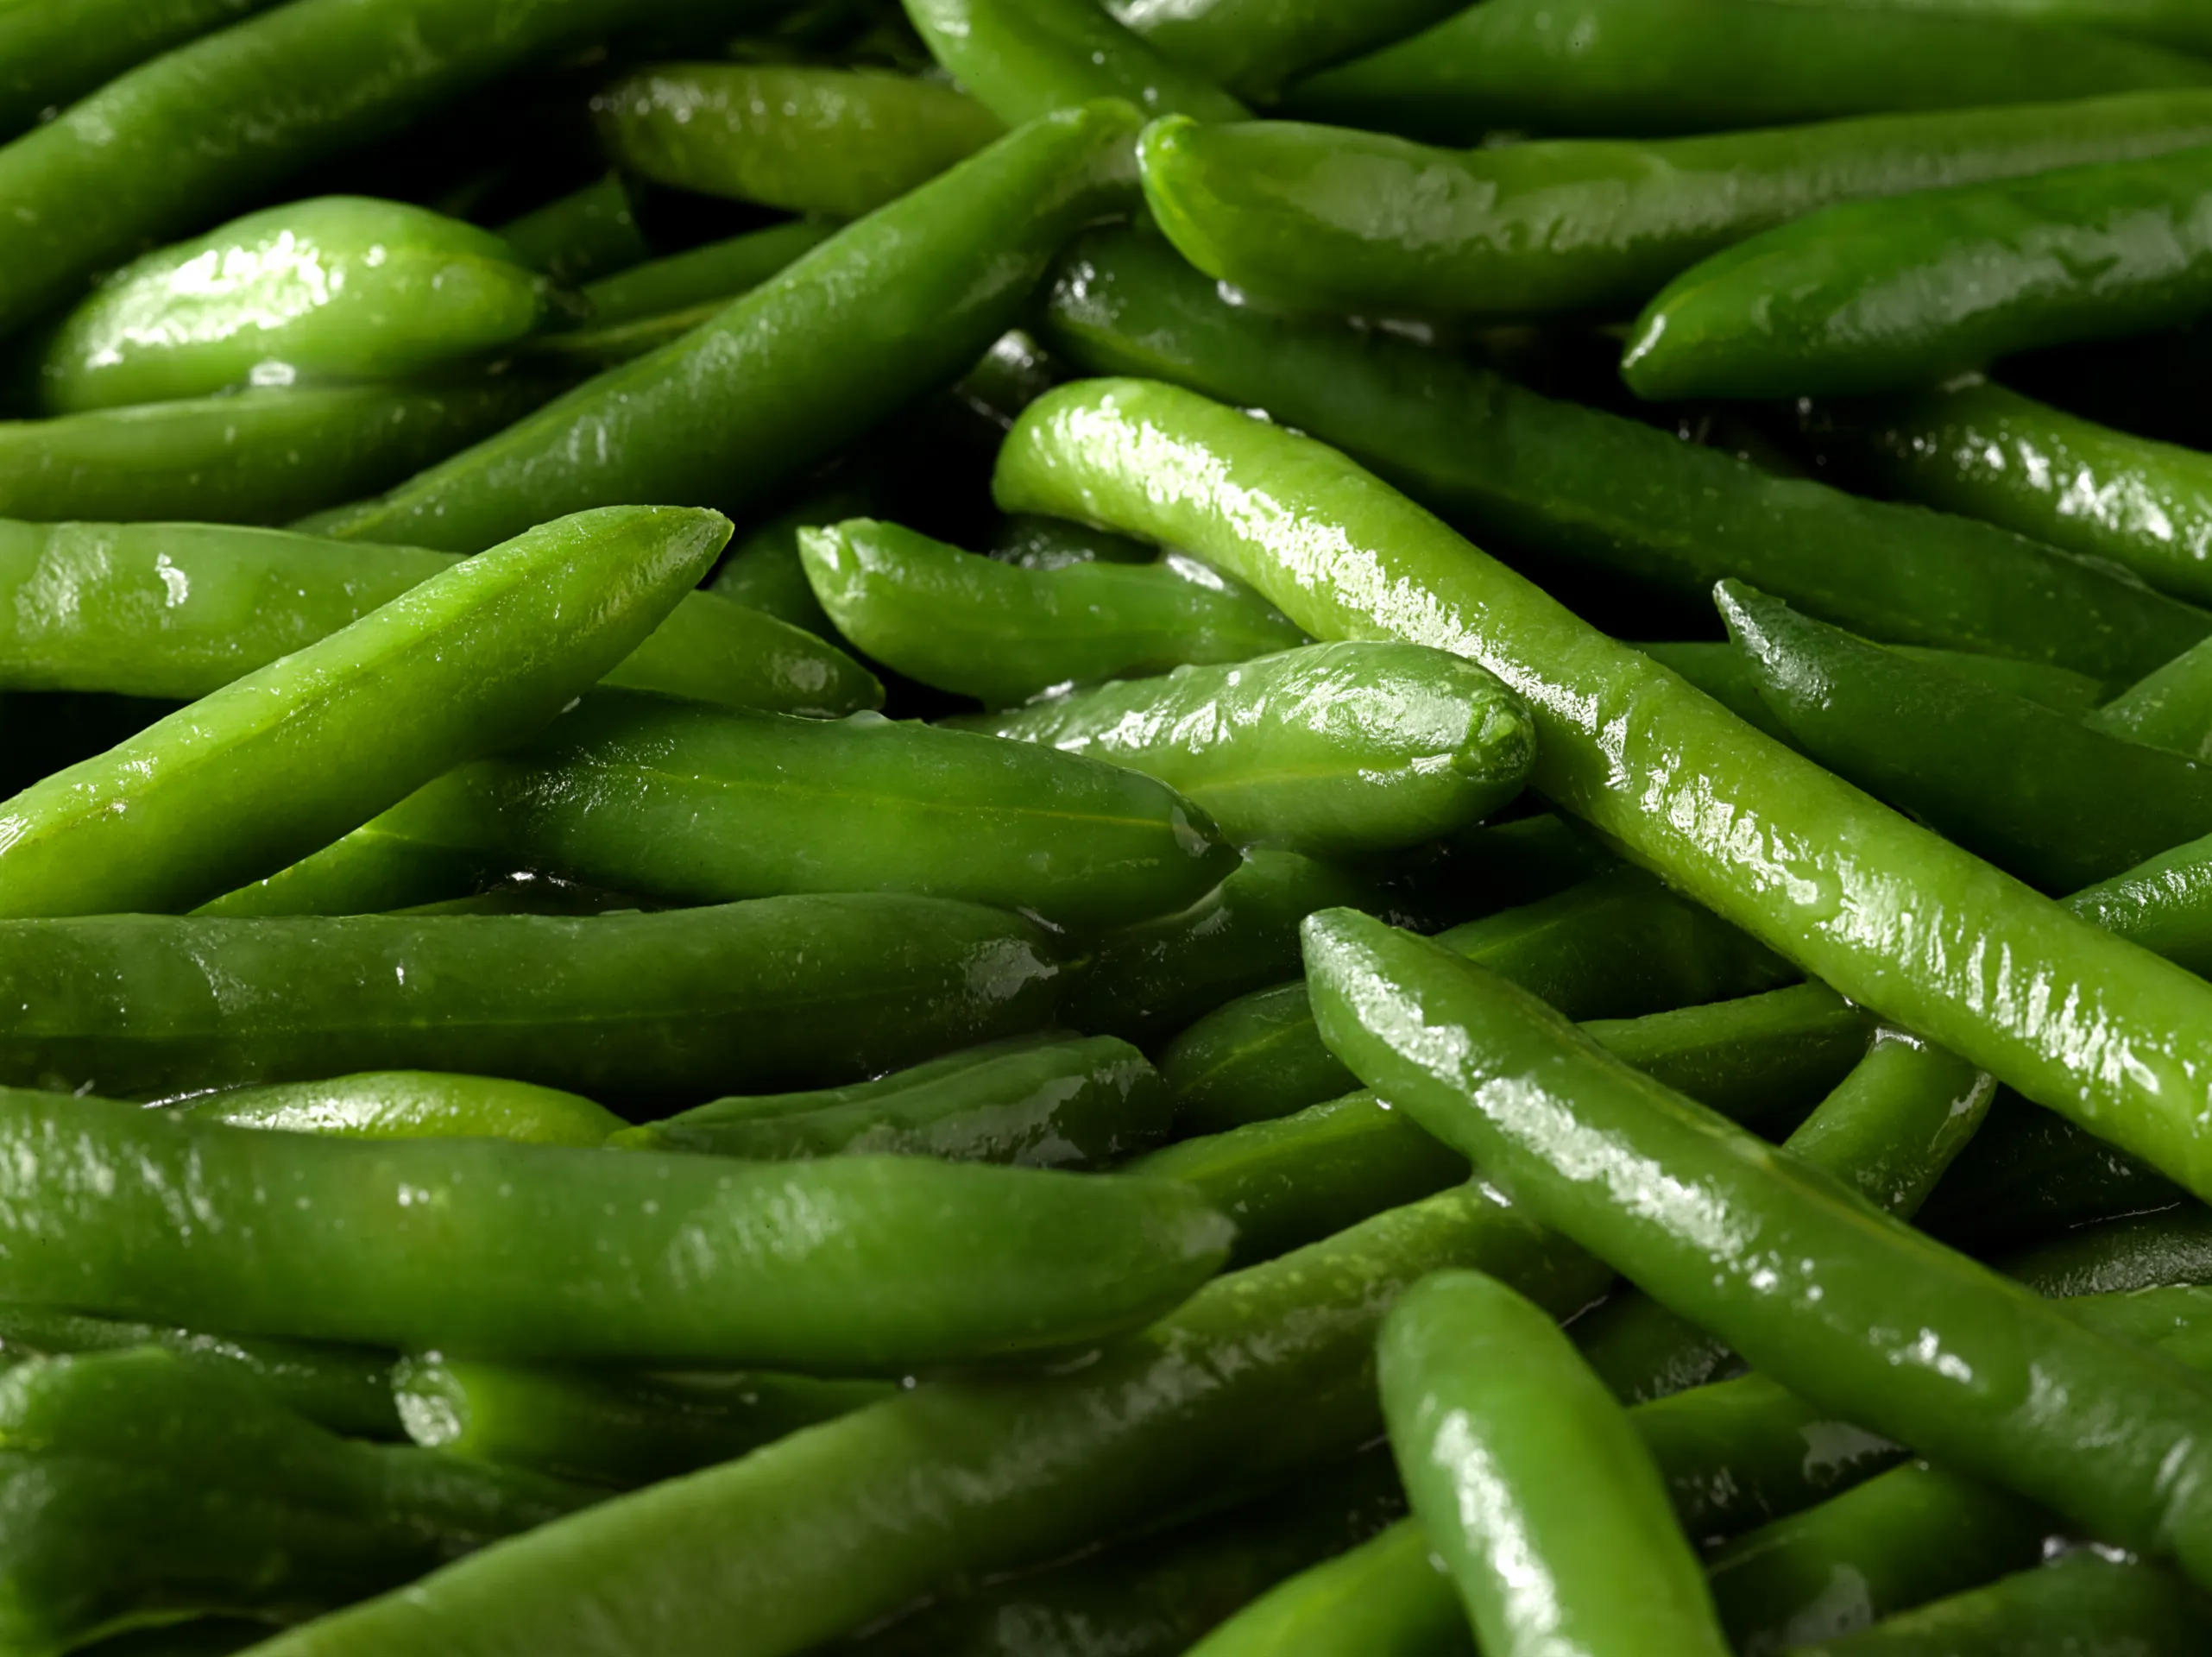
(1102, 0), (1465, 104)
(577, 220), (840, 328)
(610, 1033), (1172, 1168)
(845, 1450), (1405, 1656)
(0, 1346), (592, 1654)
(1789, 1553), (2212, 1657)
(35, 197), (568, 417)
(0, 0), (282, 142)
(594, 65), (1004, 217)
(1381, 1269), (1732, 1657)
(1286, 0), (2209, 142)
(1770, 0), (2212, 54)
(394, 1358), (891, 1489)
(1625, 147), (2212, 400)
(0, 0), (736, 340)
(2001, 1205), (2212, 1298)
(1304, 909), (2212, 1585)
(2088, 637), (2212, 759)
(1720, 581), (2212, 892)
(227, 694), (1233, 930)
(0, 519), (880, 716)
(1133, 92), (2212, 321)
(0, 893), (1066, 1108)
(312, 103), (1141, 553)
(802, 517), (1308, 706)
(2064, 829), (2212, 977)
(904, 0), (1247, 127)
(709, 480), (882, 637)
(167, 1071), (626, 1147)
(1648, 639), (2110, 720)
(0, 1084), (1228, 1367)
(0, 1304), (397, 1440)
(495, 173), (650, 287)
(999, 376), (2212, 1198)
(0, 379), (557, 526)
(1164, 867), (1795, 1133)
(949, 641), (1534, 858)
(1705, 1462), (2051, 1654)
(239, 1182), (1610, 1657)
(1914, 1093), (2185, 1256)
(1188, 1521), (1465, 1657)
(0, 504), (728, 919)
(991, 512), (1155, 570)
(1037, 225), (2207, 683)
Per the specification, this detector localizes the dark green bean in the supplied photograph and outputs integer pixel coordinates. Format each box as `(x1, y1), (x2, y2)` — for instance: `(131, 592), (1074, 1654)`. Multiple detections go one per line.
(2089, 636), (2212, 759)
(904, 0), (1248, 127)
(394, 1358), (892, 1489)
(577, 220), (839, 328)
(1773, 1), (2212, 56)
(611, 1033), (1173, 1168)
(1788, 1553), (2212, 1657)
(1915, 1093), (2186, 1256)
(1647, 639), (2109, 721)
(2001, 1206), (2212, 1299)
(1286, 0), (2209, 142)
(1037, 225), (2207, 682)
(0, 893), (1066, 1109)
(496, 173), (650, 287)
(224, 694), (1233, 930)
(1101, 0), (1465, 104)
(0, 0), (282, 142)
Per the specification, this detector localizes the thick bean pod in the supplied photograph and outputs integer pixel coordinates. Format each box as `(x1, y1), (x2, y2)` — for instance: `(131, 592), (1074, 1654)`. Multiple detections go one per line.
(394, 1358), (891, 1489)
(1303, 909), (2212, 1585)
(1287, 0), (2209, 142)
(997, 377), (2212, 1197)
(168, 1071), (626, 1147)
(1787, 1554), (2212, 1657)
(1719, 581), (2212, 892)
(312, 103), (1141, 552)
(0, 504), (725, 918)
(611, 1033), (1172, 1168)
(1624, 147), (2212, 400)
(952, 641), (1533, 857)
(239, 1183), (1610, 1657)
(0, 1085), (1229, 1367)
(1038, 226), (2207, 682)
(231, 694), (1232, 930)
(0, 520), (879, 716)
(593, 65), (1003, 218)
(802, 516), (1306, 706)
(903, 0), (1247, 127)
(1380, 1270), (1731, 1657)
(1134, 92), (2212, 320)
(0, 893), (1065, 1108)
(35, 198), (564, 416)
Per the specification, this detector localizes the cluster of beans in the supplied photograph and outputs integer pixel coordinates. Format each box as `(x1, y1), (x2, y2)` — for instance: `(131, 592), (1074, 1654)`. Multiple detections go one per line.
(7, 0), (2212, 1654)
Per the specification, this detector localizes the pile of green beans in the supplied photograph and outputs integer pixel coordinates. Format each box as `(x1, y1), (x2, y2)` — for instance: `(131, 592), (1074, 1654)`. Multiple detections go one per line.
(16, 3), (2212, 1653)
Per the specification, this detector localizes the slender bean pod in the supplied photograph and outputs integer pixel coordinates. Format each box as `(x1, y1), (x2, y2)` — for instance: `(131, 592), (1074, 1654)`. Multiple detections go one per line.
(577, 220), (839, 328)
(167, 1071), (627, 1147)
(496, 173), (649, 287)
(1787, 1553), (2212, 1657)
(0, 0), (283, 141)
(1101, 0), (1465, 103)
(904, 0), (1247, 127)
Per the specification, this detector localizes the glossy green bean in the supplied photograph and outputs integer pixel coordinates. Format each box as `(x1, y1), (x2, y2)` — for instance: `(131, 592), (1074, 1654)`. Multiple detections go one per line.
(951, 641), (1533, 858)
(803, 517), (1308, 706)
(1817, 379), (2212, 608)
(0, 379), (557, 526)
(1381, 1270), (1732, 1657)
(0, 1084), (1228, 1367)
(312, 103), (1141, 552)
(709, 479), (882, 637)
(611, 1033), (1172, 1168)
(0, 1346), (591, 1654)
(35, 198), (565, 416)
(0, 893), (1065, 1108)
(1648, 639), (2110, 720)
(1287, 0), (2209, 142)
(0, 520), (880, 716)
(2065, 829), (2212, 977)
(241, 1182), (1610, 1657)
(2000, 1205), (2212, 1298)
(1304, 909), (2212, 1585)
(1769, 0), (2212, 54)
(991, 511), (1156, 570)
(577, 219), (839, 328)
(594, 65), (1003, 217)
(998, 376), (2212, 1197)
(0, 0), (738, 340)
(1134, 92), (2212, 320)
(1791, 1553), (2212, 1657)
(1915, 1093), (2184, 1255)
(2089, 636), (2212, 759)
(1626, 146), (2212, 400)
(1164, 867), (1795, 1133)
(230, 694), (1232, 929)
(0, 0), (281, 141)
(495, 173), (650, 287)
(394, 1358), (891, 1489)
(1188, 1521), (1465, 1657)
(0, 504), (727, 918)
(1037, 225), (2207, 682)
(847, 1451), (1405, 1656)
(0, 1304), (397, 1440)
(1102, 0), (1465, 103)
(1720, 581), (2212, 892)
(167, 1071), (625, 1147)
(904, 0), (1246, 127)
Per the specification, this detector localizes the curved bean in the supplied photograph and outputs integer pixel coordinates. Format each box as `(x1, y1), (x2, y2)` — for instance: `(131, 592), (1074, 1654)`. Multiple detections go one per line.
(1101, 0), (1465, 103)
(904, 0), (1247, 127)
(168, 1071), (626, 1147)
